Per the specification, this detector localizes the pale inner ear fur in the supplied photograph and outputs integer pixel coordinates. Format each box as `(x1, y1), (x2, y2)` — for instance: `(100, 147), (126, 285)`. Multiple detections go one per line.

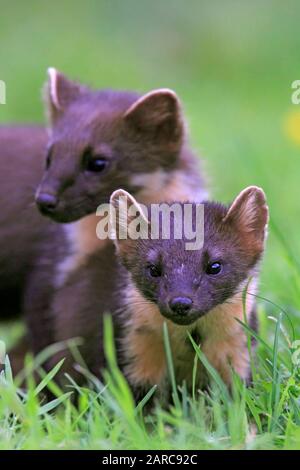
(43, 67), (63, 128)
(43, 67), (84, 127)
(47, 67), (62, 111)
(109, 189), (149, 251)
(223, 186), (269, 241)
(123, 88), (183, 137)
(124, 88), (179, 118)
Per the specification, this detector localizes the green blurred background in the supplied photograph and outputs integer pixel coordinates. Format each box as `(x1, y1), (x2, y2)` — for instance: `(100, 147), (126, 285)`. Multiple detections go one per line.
(1, 0), (300, 333)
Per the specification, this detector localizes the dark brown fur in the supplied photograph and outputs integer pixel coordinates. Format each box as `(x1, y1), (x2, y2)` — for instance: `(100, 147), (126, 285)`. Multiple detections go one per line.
(0, 126), (50, 320)
(0, 70), (205, 375)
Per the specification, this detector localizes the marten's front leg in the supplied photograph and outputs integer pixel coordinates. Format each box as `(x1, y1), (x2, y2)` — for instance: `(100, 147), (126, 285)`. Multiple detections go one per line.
(199, 288), (257, 386)
(48, 244), (121, 388)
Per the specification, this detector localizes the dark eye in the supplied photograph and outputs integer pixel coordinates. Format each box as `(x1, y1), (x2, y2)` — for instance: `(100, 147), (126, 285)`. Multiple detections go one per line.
(45, 149), (52, 170)
(84, 150), (108, 173)
(148, 264), (162, 278)
(206, 261), (222, 275)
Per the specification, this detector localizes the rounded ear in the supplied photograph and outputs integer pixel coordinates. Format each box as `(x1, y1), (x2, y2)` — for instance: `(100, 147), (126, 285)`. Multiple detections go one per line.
(223, 186), (269, 250)
(109, 189), (149, 256)
(43, 68), (83, 125)
(123, 88), (184, 149)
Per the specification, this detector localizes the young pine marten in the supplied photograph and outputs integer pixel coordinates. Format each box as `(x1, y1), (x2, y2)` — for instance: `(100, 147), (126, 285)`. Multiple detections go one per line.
(38, 186), (268, 394)
(108, 187), (268, 396)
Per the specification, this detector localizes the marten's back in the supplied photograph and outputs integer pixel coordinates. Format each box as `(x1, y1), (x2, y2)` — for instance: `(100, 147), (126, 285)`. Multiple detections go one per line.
(0, 126), (51, 317)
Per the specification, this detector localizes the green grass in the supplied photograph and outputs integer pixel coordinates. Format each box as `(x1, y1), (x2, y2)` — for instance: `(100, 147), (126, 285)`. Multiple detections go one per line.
(1, 0), (300, 450)
(1, 313), (300, 450)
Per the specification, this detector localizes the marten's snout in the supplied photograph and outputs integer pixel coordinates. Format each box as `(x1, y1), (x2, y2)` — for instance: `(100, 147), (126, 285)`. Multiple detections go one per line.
(36, 192), (58, 214)
(169, 296), (193, 316)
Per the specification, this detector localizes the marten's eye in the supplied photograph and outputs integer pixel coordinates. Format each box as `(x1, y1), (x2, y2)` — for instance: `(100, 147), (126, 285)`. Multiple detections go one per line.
(148, 264), (162, 278)
(206, 261), (222, 275)
(45, 149), (52, 170)
(83, 149), (108, 173)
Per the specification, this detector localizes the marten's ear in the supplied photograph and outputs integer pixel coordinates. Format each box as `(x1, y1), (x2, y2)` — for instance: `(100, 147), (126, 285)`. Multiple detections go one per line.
(44, 68), (83, 125)
(109, 189), (149, 257)
(123, 89), (184, 149)
(223, 186), (269, 251)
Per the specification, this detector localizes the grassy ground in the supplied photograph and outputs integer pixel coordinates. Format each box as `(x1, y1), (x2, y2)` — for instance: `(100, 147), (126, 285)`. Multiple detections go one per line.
(1, 0), (300, 449)
(1, 314), (300, 450)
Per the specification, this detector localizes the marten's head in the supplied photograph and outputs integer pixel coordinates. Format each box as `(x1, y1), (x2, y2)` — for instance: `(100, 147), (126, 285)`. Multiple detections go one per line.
(35, 68), (185, 222)
(110, 187), (268, 326)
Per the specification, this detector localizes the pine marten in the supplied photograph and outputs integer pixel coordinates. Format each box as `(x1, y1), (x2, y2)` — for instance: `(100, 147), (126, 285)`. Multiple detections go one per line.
(5, 69), (205, 371)
(108, 187), (268, 395)
(35, 186), (268, 393)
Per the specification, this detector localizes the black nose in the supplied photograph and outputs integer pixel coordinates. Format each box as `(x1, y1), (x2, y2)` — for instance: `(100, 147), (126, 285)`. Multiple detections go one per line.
(36, 192), (58, 212)
(169, 296), (193, 315)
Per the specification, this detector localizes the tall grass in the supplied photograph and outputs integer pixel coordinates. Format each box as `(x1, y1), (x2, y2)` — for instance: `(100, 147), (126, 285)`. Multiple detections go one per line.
(1, 304), (300, 450)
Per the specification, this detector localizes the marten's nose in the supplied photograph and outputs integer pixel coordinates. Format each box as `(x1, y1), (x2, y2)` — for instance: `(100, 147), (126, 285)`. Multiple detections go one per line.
(169, 296), (193, 315)
(36, 192), (58, 212)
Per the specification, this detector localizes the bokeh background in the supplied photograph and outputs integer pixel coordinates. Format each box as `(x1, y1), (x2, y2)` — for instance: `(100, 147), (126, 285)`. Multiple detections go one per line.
(1, 0), (300, 338)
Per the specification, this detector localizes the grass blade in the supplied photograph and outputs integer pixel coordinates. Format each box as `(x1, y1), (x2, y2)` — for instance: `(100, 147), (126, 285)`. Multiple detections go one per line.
(163, 322), (180, 409)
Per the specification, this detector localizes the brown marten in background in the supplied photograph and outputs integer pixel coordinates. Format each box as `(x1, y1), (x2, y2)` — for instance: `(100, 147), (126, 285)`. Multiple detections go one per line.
(30, 186), (268, 393)
(0, 69), (206, 371)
